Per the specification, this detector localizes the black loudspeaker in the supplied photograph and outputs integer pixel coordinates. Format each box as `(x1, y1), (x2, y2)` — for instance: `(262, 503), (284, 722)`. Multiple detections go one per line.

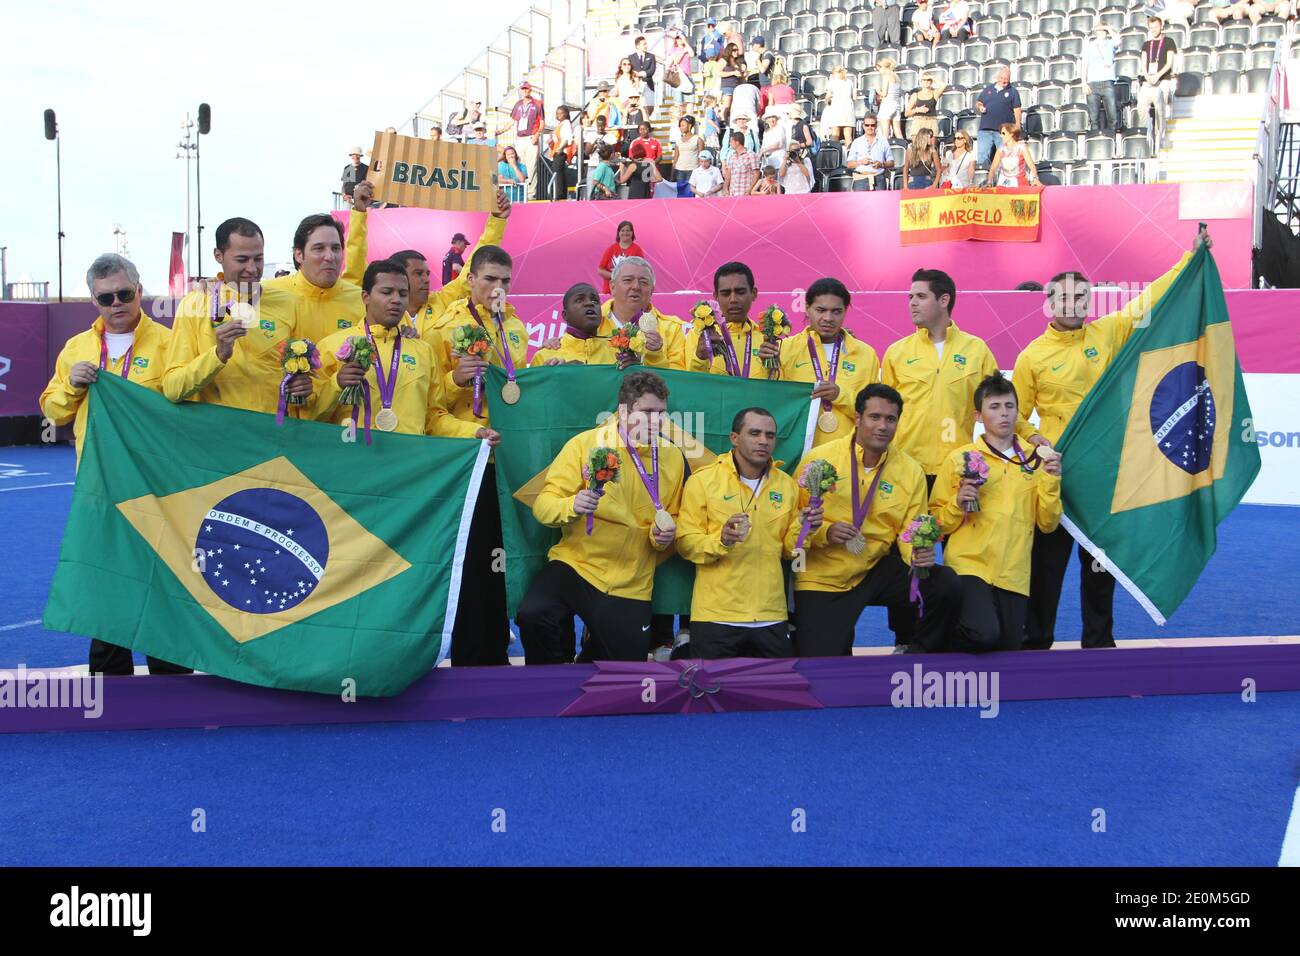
(198, 103), (211, 134)
(43, 109), (57, 140)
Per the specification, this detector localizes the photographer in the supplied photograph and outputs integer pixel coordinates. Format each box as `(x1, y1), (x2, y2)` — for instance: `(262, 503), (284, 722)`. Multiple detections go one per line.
(779, 146), (813, 195)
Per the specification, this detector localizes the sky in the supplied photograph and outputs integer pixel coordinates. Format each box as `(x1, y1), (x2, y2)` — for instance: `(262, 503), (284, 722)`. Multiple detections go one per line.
(0, 0), (527, 295)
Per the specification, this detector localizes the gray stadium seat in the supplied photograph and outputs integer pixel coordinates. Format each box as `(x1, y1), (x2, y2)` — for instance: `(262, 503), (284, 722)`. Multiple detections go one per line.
(1069, 163), (1096, 186)
(1056, 31), (1085, 57)
(1038, 13), (1067, 36)
(1189, 24), (1219, 49)
(1122, 134), (1150, 159)
(1175, 73), (1203, 97)
(1035, 81), (1067, 108)
(1222, 23), (1252, 47)
(1045, 136), (1078, 162)
(964, 40), (992, 63)
(1215, 45), (1247, 73)
(1084, 134), (1115, 160)
(1209, 70), (1241, 96)
(1114, 51), (1141, 78)
(951, 62), (980, 88)
(1017, 58), (1047, 86)
(808, 28), (833, 52)
(1025, 35), (1054, 60)
(1181, 48), (1213, 75)
(1057, 104), (1089, 133)
(1243, 68), (1271, 94)
(792, 12), (818, 33)
(1047, 56), (1076, 83)
(1255, 20), (1288, 45)
(992, 38), (1021, 61)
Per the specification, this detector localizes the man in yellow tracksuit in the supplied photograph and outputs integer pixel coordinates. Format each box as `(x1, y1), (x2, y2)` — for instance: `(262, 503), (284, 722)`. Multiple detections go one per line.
(791, 383), (960, 656)
(774, 278), (880, 447)
(423, 243), (530, 666)
(1013, 226), (1209, 649)
(685, 262), (769, 379)
(529, 283), (619, 366)
(677, 407), (816, 658)
(931, 374), (1062, 651)
(596, 257), (688, 369)
(162, 217), (311, 414)
(311, 259), (500, 443)
(518, 371), (687, 664)
(881, 268), (1000, 488)
(39, 253), (190, 677)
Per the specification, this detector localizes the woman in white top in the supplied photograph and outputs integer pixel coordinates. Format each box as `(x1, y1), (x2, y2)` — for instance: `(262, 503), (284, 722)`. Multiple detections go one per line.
(779, 149), (814, 194)
(674, 115), (704, 190)
(614, 58), (640, 110)
(987, 123), (1041, 188)
(874, 57), (903, 142)
(822, 66), (857, 143)
(942, 129), (976, 189)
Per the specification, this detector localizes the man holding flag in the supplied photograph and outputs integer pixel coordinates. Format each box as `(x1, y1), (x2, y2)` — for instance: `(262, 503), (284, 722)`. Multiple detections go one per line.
(1018, 226), (1255, 636)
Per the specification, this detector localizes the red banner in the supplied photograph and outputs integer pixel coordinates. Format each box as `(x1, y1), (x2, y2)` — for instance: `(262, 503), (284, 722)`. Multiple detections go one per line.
(899, 186), (1044, 246)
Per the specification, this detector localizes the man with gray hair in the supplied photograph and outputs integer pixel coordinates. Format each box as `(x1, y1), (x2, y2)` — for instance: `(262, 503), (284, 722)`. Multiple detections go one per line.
(597, 256), (687, 369)
(39, 253), (192, 677)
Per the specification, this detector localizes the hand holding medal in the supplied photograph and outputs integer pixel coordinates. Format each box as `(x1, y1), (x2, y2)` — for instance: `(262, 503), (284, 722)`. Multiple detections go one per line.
(580, 446), (621, 535)
(795, 458), (841, 551)
(806, 333), (844, 433)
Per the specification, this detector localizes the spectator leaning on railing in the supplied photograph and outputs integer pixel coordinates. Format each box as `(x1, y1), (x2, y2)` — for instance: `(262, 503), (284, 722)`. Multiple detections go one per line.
(1082, 22), (1121, 136)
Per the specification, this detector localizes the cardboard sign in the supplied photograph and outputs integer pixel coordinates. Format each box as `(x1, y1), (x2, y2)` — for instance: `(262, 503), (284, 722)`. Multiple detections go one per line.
(366, 131), (498, 212)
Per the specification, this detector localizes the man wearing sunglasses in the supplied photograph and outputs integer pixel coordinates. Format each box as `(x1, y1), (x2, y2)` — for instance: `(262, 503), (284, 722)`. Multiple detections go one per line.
(40, 253), (192, 677)
(163, 217), (312, 413)
(846, 118), (894, 191)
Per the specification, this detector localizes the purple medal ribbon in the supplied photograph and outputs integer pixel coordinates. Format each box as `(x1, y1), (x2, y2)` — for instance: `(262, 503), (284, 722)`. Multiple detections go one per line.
(850, 441), (885, 539)
(718, 322), (752, 377)
(980, 435), (1041, 473)
(98, 335), (133, 380)
(618, 420), (662, 511)
(365, 324), (403, 427)
(806, 333), (842, 413)
(466, 301), (518, 416)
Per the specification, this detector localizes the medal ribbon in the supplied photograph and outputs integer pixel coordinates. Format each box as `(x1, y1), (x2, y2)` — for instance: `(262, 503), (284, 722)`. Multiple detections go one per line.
(850, 441), (885, 535)
(718, 322), (752, 377)
(617, 419), (662, 511)
(467, 301), (518, 387)
(98, 335), (133, 380)
(980, 435), (1041, 473)
(365, 325), (403, 412)
(806, 332), (842, 413)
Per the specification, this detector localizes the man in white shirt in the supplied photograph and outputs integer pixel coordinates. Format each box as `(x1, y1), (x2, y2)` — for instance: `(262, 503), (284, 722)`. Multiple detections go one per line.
(730, 81), (761, 124)
(846, 118), (895, 191)
(758, 108), (788, 170)
(1082, 23), (1120, 135)
(690, 150), (725, 196)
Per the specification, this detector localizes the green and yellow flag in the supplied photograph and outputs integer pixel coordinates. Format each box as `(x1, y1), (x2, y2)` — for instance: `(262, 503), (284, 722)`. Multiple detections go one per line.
(44, 374), (488, 696)
(1056, 244), (1260, 623)
(485, 365), (817, 616)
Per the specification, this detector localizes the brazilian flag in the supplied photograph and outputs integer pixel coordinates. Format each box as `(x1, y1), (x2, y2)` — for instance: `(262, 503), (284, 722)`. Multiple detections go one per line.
(43, 374), (488, 696)
(485, 365), (817, 616)
(1056, 244), (1260, 624)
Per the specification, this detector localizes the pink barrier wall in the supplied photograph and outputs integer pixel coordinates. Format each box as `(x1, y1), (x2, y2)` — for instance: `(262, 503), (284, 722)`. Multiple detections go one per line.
(0, 304), (49, 417)
(348, 183), (1254, 295)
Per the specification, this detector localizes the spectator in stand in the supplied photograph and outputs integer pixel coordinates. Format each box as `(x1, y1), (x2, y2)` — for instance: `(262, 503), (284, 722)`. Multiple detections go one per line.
(341, 147), (368, 194)
(731, 75), (762, 125)
(976, 66), (1023, 166)
(1155, 0), (1197, 24)
(759, 107), (789, 170)
(596, 114), (621, 148)
(1212, 0), (1246, 21)
(937, 0), (973, 42)
(987, 123), (1040, 187)
(630, 122), (663, 164)
(903, 127), (941, 189)
(629, 35), (658, 116)
(719, 43), (746, 116)
(587, 82), (616, 124)
(721, 115), (759, 160)
(615, 57), (640, 110)
(701, 16), (725, 62)
(759, 62), (797, 116)
(442, 233), (469, 285)
(465, 121), (491, 146)
(703, 94), (723, 149)
(624, 93), (647, 132)
(498, 146), (528, 203)
(906, 72), (944, 139)
(780, 146), (815, 194)
(447, 101), (482, 141)
(598, 221), (645, 290)
(664, 30), (694, 106)
(550, 105), (576, 200)
(874, 57), (905, 143)
(1135, 16), (1177, 145)
(787, 104), (816, 156)
(1083, 23), (1121, 136)
(701, 55), (723, 101)
(747, 36), (776, 87)
(750, 165), (782, 195)
(911, 0), (941, 49)
(674, 115), (704, 193)
(941, 129), (977, 188)
(847, 116), (895, 190)
(823, 66), (858, 143)
(427, 121), (444, 142)
(619, 141), (663, 199)
(723, 130), (761, 196)
(872, 0), (903, 48)
(510, 81), (545, 201)
(589, 143), (619, 200)
(690, 150), (726, 197)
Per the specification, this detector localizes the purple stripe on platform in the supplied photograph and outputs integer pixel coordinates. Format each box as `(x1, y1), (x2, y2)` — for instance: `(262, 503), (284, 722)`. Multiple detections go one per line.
(2, 645), (1298, 734)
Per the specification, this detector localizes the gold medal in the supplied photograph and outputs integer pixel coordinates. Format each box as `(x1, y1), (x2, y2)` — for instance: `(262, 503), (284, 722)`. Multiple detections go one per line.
(654, 508), (676, 533)
(818, 410), (839, 433)
(845, 531), (866, 556)
(374, 407), (399, 432)
(735, 513), (751, 543)
(501, 380), (521, 405)
(228, 302), (257, 329)
(639, 313), (659, 334)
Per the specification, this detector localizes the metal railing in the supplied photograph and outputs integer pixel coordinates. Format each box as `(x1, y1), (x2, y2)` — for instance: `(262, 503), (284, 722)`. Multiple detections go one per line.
(1255, 32), (1297, 250)
(4, 282), (49, 301)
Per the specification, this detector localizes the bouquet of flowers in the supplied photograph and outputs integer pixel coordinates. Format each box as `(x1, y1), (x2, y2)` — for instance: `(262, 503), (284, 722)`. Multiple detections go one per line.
(959, 450), (990, 513)
(900, 513), (942, 616)
(794, 458), (840, 551)
(581, 446), (621, 535)
(334, 336), (374, 410)
(451, 323), (494, 417)
(759, 304), (791, 378)
(691, 300), (720, 364)
(275, 338), (320, 423)
(609, 325), (647, 367)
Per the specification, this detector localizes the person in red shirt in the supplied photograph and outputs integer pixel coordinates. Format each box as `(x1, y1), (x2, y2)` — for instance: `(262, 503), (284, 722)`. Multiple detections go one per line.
(630, 122), (663, 163)
(597, 220), (645, 294)
(508, 80), (545, 200)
